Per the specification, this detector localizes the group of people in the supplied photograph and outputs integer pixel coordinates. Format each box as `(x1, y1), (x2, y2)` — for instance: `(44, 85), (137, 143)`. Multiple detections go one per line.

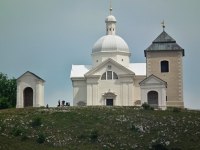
(58, 100), (70, 107)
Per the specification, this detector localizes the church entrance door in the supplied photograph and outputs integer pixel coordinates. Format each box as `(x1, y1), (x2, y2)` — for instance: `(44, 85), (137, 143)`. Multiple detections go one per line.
(106, 99), (113, 106)
(24, 87), (33, 107)
(147, 91), (158, 108)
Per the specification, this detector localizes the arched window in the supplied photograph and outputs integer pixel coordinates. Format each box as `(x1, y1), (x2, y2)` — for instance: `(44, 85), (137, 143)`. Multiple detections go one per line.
(107, 71), (112, 80)
(113, 72), (118, 79)
(161, 61), (169, 72)
(101, 72), (106, 80)
(101, 71), (118, 80)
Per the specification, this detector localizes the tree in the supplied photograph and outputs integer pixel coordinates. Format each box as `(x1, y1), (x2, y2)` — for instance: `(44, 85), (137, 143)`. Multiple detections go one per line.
(0, 72), (17, 109)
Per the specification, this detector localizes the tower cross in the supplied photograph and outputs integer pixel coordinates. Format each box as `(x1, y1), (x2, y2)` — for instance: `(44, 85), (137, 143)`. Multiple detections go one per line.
(161, 20), (165, 31)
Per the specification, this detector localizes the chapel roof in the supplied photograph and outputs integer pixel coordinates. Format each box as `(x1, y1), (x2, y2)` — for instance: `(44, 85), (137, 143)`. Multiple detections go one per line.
(139, 74), (167, 87)
(17, 71), (45, 82)
(145, 31), (184, 56)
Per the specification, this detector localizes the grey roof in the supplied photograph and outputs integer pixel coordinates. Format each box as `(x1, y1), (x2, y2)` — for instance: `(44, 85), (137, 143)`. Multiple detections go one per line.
(17, 71), (45, 82)
(153, 31), (176, 43)
(145, 31), (184, 56)
(139, 74), (167, 87)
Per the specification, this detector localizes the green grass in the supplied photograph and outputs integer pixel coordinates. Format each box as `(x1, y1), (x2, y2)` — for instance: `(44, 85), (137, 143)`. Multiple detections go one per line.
(0, 106), (200, 149)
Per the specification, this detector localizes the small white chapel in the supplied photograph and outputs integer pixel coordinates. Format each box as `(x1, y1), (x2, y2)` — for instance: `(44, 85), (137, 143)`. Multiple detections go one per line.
(16, 71), (45, 108)
(70, 7), (185, 110)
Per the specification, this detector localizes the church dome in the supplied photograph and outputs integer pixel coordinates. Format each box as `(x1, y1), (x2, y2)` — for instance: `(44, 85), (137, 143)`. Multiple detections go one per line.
(105, 15), (117, 23)
(92, 35), (130, 53)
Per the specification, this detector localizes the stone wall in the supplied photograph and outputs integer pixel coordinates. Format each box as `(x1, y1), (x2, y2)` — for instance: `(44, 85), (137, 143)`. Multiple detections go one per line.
(146, 50), (184, 107)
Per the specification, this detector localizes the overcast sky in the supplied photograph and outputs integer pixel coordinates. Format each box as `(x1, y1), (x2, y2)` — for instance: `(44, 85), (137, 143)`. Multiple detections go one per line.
(0, 0), (200, 109)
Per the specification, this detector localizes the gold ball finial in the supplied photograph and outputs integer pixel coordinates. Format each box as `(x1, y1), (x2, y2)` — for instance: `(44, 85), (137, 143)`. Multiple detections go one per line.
(109, 1), (112, 15)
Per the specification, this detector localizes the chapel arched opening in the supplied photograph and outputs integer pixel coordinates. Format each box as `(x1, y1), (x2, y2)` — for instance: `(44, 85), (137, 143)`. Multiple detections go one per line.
(147, 91), (158, 108)
(24, 87), (33, 107)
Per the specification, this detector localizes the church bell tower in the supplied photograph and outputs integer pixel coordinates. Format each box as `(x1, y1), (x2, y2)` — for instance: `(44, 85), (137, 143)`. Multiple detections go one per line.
(144, 23), (185, 107)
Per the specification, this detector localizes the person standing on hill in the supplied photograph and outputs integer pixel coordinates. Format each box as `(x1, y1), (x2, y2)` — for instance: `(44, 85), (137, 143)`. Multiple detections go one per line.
(62, 100), (65, 107)
(58, 100), (60, 107)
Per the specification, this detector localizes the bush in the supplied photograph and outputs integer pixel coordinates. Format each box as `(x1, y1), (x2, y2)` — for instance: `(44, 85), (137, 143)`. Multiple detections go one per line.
(78, 133), (87, 139)
(150, 107), (154, 110)
(13, 128), (22, 136)
(21, 135), (28, 141)
(90, 130), (99, 140)
(173, 107), (181, 113)
(130, 124), (138, 131)
(0, 72), (17, 109)
(32, 117), (42, 127)
(0, 124), (5, 132)
(37, 133), (46, 144)
(142, 102), (151, 110)
(151, 143), (168, 150)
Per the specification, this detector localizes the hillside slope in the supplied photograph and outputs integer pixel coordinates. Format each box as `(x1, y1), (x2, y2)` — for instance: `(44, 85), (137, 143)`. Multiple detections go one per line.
(0, 107), (200, 150)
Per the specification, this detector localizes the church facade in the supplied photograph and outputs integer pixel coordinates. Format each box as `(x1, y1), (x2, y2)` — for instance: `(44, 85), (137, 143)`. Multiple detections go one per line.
(70, 10), (184, 110)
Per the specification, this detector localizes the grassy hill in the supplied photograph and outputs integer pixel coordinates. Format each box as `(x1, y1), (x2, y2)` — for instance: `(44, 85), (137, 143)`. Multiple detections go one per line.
(0, 106), (200, 150)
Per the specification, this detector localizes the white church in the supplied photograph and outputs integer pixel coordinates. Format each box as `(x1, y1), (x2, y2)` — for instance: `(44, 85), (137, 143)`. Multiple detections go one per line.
(16, 8), (185, 110)
(70, 8), (185, 110)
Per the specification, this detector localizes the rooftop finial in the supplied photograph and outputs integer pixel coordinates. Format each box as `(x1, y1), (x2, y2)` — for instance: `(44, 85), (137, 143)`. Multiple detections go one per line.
(109, 1), (112, 15)
(161, 20), (165, 31)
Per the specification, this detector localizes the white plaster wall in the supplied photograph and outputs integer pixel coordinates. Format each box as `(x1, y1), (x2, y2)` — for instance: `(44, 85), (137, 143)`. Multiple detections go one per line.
(133, 78), (145, 104)
(92, 62), (128, 76)
(140, 85), (166, 110)
(72, 76), (144, 107)
(72, 80), (87, 106)
(86, 77), (99, 106)
(16, 73), (44, 108)
(92, 52), (130, 68)
(35, 81), (44, 107)
(72, 61), (145, 107)
(86, 75), (134, 106)
(106, 22), (116, 35)
(98, 80), (121, 105)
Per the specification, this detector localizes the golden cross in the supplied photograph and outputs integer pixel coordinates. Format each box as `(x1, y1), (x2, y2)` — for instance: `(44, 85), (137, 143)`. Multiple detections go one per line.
(161, 20), (165, 31)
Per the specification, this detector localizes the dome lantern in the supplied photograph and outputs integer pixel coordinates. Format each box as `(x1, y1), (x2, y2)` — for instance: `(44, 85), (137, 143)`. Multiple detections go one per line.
(105, 15), (116, 35)
(105, 6), (116, 35)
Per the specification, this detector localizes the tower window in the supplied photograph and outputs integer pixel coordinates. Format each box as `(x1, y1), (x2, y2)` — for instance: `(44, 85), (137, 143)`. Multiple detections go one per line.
(110, 28), (111, 31)
(101, 71), (118, 80)
(161, 61), (169, 72)
(113, 28), (114, 31)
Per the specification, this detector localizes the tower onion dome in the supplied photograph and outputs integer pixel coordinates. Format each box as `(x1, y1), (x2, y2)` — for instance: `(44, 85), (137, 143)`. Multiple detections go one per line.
(105, 15), (117, 22)
(92, 15), (130, 54)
